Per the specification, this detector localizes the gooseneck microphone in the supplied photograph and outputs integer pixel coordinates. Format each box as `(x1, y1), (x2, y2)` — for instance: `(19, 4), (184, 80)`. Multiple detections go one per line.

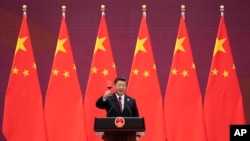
(127, 105), (132, 117)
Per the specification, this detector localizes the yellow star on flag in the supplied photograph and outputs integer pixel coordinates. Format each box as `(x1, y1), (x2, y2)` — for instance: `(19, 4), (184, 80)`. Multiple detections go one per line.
(15, 36), (28, 54)
(191, 63), (195, 69)
(94, 37), (106, 54)
(182, 70), (188, 77)
(12, 67), (19, 74)
(212, 68), (218, 75)
(63, 71), (70, 78)
(102, 69), (109, 76)
(232, 64), (235, 70)
(143, 70), (149, 77)
(171, 68), (178, 75)
(174, 37), (185, 54)
(133, 68), (139, 75)
(222, 70), (229, 78)
(112, 62), (116, 69)
(22, 69), (29, 77)
(134, 38), (147, 56)
(32, 63), (36, 70)
(55, 38), (67, 55)
(53, 69), (59, 76)
(91, 66), (98, 74)
(213, 38), (226, 56)
(153, 64), (156, 70)
(73, 64), (76, 71)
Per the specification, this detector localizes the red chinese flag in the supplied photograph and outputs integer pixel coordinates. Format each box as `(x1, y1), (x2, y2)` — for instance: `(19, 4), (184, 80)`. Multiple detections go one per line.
(2, 11), (47, 141)
(44, 14), (87, 141)
(127, 12), (166, 141)
(204, 14), (245, 141)
(84, 12), (117, 141)
(164, 14), (206, 141)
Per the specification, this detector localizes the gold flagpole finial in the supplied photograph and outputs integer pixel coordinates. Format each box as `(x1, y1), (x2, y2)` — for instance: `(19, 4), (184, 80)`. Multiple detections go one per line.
(181, 5), (186, 18)
(22, 5), (27, 12)
(100, 5), (105, 12)
(62, 5), (66, 12)
(220, 5), (224, 16)
(142, 5), (147, 16)
(142, 5), (147, 12)
(220, 5), (224, 12)
(22, 5), (27, 16)
(181, 5), (186, 12)
(100, 5), (105, 16)
(62, 5), (66, 17)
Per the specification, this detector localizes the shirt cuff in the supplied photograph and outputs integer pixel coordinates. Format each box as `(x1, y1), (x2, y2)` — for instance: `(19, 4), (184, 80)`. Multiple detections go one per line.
(102, 97), (107, 102)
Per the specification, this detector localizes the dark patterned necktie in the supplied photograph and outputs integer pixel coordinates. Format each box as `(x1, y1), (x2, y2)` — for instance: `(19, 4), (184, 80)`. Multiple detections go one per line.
(118, 97), (122, 112)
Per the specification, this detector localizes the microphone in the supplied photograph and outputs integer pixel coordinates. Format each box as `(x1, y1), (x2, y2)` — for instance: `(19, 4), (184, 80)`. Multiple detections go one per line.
(108, 105), (114, 115)
(127, 104), (132, 117)
(107, 97), (114, 116)
(106, 80), (112, 90)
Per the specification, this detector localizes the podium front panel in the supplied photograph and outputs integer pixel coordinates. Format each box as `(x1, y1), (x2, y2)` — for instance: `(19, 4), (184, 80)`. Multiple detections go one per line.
(94, 117), (145, 132)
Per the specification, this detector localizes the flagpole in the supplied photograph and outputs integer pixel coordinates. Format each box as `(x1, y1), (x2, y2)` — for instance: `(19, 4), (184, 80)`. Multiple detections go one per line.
(220, 5), (224, 16)
(100, 4), (105, 16)
(142, 4), (146, 17)
(181, 4), (185, 19)
(62, 5), (66, 18)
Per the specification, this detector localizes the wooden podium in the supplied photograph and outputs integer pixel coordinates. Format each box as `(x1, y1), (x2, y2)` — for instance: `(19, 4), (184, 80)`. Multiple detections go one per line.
(94, 117), (145, 141)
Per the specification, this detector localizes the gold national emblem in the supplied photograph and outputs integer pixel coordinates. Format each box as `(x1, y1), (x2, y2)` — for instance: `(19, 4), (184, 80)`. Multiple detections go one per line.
(114, 117), (125, 128)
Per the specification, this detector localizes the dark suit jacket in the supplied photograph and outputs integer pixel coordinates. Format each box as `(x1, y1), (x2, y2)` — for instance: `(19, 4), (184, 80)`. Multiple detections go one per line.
(96, 94), (139, 117)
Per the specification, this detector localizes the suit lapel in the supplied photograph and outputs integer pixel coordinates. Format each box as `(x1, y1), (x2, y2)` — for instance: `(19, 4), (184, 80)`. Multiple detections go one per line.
(124, 95), (131, 107)
(124, 96), (131, 112)
(111, 94), (122, 114)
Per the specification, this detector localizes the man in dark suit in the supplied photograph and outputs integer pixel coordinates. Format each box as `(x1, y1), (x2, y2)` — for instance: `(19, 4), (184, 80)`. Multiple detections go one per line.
(96, 76), (139, 117)
(96, 76), (140, 141)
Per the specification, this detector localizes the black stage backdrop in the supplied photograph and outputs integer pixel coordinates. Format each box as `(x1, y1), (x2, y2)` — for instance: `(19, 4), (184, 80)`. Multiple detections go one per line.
(0, 0), (249, 140)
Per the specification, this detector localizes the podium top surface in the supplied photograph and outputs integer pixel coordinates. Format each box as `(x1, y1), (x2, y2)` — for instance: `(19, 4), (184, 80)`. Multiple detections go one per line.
(94, 117), (145, 132)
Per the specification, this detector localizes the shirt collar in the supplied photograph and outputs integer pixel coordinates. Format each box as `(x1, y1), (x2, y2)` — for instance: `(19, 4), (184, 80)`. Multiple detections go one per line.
(115, 94), (125, 100)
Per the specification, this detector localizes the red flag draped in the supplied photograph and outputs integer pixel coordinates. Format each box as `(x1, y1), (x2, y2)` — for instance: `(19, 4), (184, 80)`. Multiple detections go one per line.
(127, 12), (166, 141)
(84, 13), (117, 141)
(204, 14), (245, 141)
(44, 14), (87, 141)
(164, 14), (207, 141)
(2, 11), (47, 141)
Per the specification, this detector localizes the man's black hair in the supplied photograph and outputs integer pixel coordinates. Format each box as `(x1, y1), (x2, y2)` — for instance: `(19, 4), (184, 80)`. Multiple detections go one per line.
(114, 76), (127, 84)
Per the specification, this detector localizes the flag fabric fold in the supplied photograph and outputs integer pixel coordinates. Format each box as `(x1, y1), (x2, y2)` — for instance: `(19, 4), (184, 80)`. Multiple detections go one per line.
(44, 15), (87, 141)
(84, 13), (117, 141)
(204, 14), (245, 141)
(2, 12), (47, 141)
(164, 14), (206, 141)
(127, 13), (166, 141)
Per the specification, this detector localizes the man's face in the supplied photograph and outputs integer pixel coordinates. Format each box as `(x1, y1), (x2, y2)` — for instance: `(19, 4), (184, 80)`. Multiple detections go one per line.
(114, 80), (127, 96)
